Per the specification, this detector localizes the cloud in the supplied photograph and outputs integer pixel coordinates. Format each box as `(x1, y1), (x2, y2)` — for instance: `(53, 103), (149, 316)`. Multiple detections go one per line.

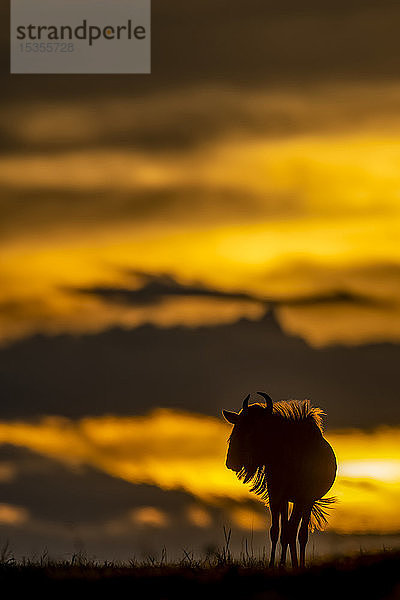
(74, 270), (387, 310)
(130, 506), (169, 528)
(3, 1), (400, 107)
(1, 308), (400, 430)
(3, 85), (400, 251)
(5, 83), (400, 153)
(2, 118), (400, 347)
(0, 444), (268, 560)
(0, 410), (399, 535)
(0, 462), (16, 482)
(3, 124), (400, 220)
(0, 410), (244, 501)
(0, 503), (28, 525)
(0, 291), (265, 348)
(71, 269), (400, 349)
(186, 505), (212, 528)
(0, 445), (190, 524)
(2, 216), (400, 348)
(74, 271), (258, 307)
(2, 82), (400, 349)
(229, 507), (267, 532)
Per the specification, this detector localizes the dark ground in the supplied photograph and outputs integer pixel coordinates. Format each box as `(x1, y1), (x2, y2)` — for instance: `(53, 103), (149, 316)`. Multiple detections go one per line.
(0, 551), (399, 599)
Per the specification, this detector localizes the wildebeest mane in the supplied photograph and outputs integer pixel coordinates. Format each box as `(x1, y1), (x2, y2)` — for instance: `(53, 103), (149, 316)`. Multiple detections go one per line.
(272, 399), (324, 431)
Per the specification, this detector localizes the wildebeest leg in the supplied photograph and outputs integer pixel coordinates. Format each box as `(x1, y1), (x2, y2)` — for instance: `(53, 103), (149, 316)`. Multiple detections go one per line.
(279, 501), (289, 567)
(287, 504), (302, 568)
(268, 499), (280, 568)
(299, 504), (312, 568)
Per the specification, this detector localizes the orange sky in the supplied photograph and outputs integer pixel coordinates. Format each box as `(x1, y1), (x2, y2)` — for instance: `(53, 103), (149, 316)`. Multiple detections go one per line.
(2, 1), (400, 561)
(0, 410), (398, 534)
(2, 85), (400, 348)
(1, 81), (400, 548)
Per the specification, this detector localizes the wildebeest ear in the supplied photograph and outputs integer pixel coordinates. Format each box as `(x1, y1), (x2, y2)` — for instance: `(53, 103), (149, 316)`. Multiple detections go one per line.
(222, 410), (239, 424)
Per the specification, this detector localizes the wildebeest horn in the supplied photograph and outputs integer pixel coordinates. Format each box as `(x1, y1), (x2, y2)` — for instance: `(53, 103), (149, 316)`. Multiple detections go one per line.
(257, 391), (273, 411)
(242, 394), (250, 410)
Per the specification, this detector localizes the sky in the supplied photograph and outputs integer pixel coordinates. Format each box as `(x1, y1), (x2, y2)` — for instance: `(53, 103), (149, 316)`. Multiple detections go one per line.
(1, 0), (400, 561)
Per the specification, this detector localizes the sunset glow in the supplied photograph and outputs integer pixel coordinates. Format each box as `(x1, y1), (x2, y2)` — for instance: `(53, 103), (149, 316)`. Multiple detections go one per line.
(3, 0), (400, 567)
(2, 86), (400, 348)
(0, 410), (398, 534)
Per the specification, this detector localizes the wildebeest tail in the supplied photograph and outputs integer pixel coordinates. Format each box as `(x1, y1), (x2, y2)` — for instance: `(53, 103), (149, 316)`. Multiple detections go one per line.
(310, 497), (337, 531)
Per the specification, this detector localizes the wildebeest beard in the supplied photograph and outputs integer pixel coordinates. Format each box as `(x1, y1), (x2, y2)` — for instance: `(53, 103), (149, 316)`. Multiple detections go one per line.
(237, 463), (270, 502)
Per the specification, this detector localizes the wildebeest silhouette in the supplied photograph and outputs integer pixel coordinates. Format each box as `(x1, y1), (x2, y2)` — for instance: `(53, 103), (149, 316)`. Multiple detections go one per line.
(223, 392), (337, 568)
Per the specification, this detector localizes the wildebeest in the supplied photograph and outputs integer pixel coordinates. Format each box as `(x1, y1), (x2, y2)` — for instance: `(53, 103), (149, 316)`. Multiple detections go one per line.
(223, 392), (337, 568)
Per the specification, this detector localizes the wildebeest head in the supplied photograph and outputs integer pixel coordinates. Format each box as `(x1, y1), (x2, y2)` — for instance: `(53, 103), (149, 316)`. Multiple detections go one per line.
(223, 392), (273, 472)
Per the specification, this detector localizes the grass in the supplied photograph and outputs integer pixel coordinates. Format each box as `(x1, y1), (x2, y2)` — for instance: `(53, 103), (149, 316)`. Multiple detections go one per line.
(0, 537), (399, 599)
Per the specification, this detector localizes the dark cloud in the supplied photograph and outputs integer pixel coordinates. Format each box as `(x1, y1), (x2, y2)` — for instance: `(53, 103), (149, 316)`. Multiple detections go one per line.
(0, 446), (267, 561)
(0, 441), (399, 561)
(0, 445), (194, 523)
(74, 272), (256, 308)
(0, 186), (269, 242)
(276, 290), (382, 308)
(0, 309), (399, 428)
(74, 271), (385, 309)
(4, 84), (400, 156)
(1, 448), (398, 563)
(3, 1), (400, 105)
